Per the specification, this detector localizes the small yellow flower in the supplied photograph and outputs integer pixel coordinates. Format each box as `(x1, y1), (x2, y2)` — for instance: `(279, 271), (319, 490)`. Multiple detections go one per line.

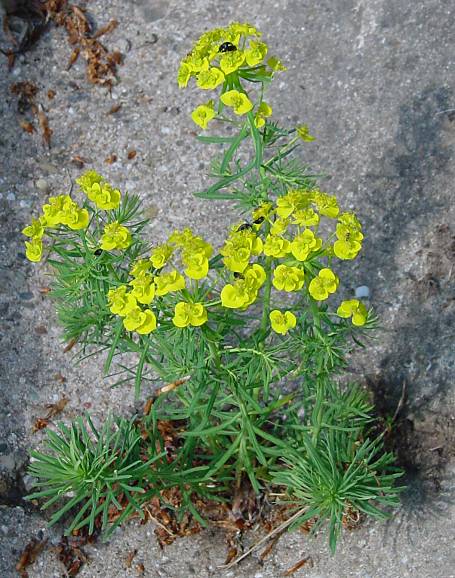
(267, 56), (287, 71)
(129, 276), (156, 305)
(270, 310), (296, 335)
(220, 90), (253, 116)
(107, 286), (137, 316)
(178, 61), (192, 88)
(182, 250), (209, 280)
(219, 50), (245, 75)
(292, 208), (319, 227)
(263, 234), (290, 258)
(272, 264), (305, 292)
(221, 281), (255, 309)
(221, 228), (262, 273)
(255, 101), (272, 128)
(196, 67), (225, 90)
(100, 222), (132, 251)
(290, 229), (322, 262)
(123, 306), (157, 334)
(76, 170), (103, 194)
(150, 244), (174, 269)
(313, 192), (339, 218)
(172, 302), (208, 328)
(90, 183), (121, 211)
(65, 207), (90, 231)
(25, 238), (43, 262)
(191, 101), (216, 130)
(270, 217), (290, 236)
(245, 40), (268, 66)
(337, 299), (367, 326)
(22, 218), (45, 239)
(130, 259), (152, 278)
(276, 190), (309, 219)
(296, 124), (315, 142)
(42, 195), (69, 227)
(308, 268), (339, 301)
(154, 270), (185, 296)
(244, 263), (266, 291)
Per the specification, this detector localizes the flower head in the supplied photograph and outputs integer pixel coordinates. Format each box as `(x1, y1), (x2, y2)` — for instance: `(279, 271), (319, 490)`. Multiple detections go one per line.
(150, 244), (174, 269)
(296, 124), (315, 142)
(313, 192), (339, 218)
(263, 234), (290, 258)
(25, 238), (43, 262)
(272, 264), (305, 292)
(100, 222), (132, 251)
(129, 275), (156, 305)
(220, 90), (253, 116)
(22, 218), (45, 239)
(76, 170), (103, 194)
(221, 228), (262, 273)
(255, 101), (272, 128)
(87, 182), (121, 210)
(173, 302), (208, 328)
(276, 190), (311, 219)
(123, 307), (157, 334)
(308, 268), (339, 300)
(191, 101), (216, 130)
(219, 50), (245, 74)
(290, 229), (322, 262)
(107, 286), (137, 316)
(154, 270), (185, 296)
(197, 67), (225, 90)
(244, 40), (268, 66)
(337, 299), (368, 326)
(270, 310), (297, 335)
(182, 250), (210, 280)
(130, 259), (152, 278)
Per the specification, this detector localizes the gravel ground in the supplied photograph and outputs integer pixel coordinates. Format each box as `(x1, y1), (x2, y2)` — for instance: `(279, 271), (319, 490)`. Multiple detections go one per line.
(1, 0), (454, 577)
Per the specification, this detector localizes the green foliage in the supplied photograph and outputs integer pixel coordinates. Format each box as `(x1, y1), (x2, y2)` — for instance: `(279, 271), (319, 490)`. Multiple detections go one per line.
(26, 415), (166, 538)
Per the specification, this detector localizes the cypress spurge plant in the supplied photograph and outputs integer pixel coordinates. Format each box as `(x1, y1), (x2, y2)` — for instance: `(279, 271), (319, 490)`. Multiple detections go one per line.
(24, 22), (403, 553)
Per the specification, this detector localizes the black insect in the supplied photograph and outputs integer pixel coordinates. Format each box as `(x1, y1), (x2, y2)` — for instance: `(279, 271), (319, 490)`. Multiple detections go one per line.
(94, 249), (103, 256)
(233, 272), (244, 279)
(218, 42), (237, 53)
(253, 216), (265, 225)
(237, 222), (253, 231)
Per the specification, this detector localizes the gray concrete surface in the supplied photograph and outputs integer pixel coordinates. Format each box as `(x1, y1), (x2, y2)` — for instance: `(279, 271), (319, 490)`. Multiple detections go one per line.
(1, 0), (454, 576)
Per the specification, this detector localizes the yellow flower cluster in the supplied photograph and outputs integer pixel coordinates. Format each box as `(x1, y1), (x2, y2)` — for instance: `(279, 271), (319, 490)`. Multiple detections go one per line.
(179, 23), (285, 130)
(22, 194), (89, 262)
(107, 227), (214, 334)
(76, 171), (121, 211)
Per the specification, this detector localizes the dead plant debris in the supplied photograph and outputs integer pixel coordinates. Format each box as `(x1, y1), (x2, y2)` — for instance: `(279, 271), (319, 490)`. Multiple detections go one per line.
(44, 0), (123, 87)
(16, 537), (48, 578)
(32, 396), (69, 432)
(10, 81), (52, 146)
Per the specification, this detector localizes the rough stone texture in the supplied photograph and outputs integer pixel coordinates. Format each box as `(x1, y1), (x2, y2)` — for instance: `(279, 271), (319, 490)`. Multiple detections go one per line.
(1, 0), (454, 576)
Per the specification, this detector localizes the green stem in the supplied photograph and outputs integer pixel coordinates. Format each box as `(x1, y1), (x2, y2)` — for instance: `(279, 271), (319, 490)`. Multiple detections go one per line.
(260, 255), (273, 335)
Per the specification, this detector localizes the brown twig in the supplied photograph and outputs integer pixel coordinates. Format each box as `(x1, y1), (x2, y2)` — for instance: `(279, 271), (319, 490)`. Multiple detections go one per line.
(219, 507), (307, 569)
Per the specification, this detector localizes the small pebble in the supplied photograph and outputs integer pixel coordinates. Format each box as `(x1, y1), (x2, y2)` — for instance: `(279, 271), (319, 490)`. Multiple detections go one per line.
(19, 200), (31, 208)
(35, 178), (49, 192)
(6, 192), (16, 201)
(18, 291), (34, 301)
(355, 285), (370, 299)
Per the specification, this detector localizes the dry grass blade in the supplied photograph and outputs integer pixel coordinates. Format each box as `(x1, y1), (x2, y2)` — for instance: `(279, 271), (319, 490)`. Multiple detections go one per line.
(283, 556), (313, 576)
